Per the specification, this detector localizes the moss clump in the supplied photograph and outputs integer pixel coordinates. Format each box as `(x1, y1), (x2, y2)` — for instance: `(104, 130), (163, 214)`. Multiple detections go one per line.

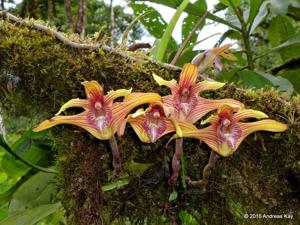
(1, 19), (299, 225)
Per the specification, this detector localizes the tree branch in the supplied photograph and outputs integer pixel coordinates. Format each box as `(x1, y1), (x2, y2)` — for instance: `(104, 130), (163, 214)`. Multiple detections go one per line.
(0, 11), (182, 72)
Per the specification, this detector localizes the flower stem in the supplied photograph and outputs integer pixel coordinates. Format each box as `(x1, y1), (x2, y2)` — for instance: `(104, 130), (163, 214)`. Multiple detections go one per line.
(168, 138), (183, 185)
(187, 151), (218, 187)
(109, 135), (122, 176)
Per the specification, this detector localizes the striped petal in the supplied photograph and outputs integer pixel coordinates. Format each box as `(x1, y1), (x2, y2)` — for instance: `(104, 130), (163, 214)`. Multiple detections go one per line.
(233, 109), (268, 121)
(237, 120), (288, 147)
(55, 98), (89, 116)
(111, 93), (162, 133)
(187, 98), (244, 124)
(81, 80), (104, 99)
(178, 63), (198, 88)
(33, 112), (111, 140)
(192, 80), (225, 93)
(105, 88), (132, 104)
(152, 73), (177, 90)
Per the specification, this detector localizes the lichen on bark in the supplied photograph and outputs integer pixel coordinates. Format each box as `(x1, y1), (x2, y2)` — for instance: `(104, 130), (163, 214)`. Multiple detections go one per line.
(0, 18), (299, 225)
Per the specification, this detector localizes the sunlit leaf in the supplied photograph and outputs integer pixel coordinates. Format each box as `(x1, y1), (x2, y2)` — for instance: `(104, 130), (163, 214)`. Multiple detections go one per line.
(155, 0), (190, 61)
(1, 203), (61, 225)
(277, 69), (300, 94)
(9, 172), (57, 215)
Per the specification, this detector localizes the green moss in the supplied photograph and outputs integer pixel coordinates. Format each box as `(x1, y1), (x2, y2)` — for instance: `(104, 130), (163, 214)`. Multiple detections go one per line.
(0, 19), (299, 225)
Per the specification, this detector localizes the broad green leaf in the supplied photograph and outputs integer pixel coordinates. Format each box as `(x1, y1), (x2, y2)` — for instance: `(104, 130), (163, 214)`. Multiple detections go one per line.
(276, 33), (300, 63)
(155, 0), (190, 61)
(0, 132), (56, 177)
(247, 0), (264, 28)
(1, 203), (61, 225)
(268, 16), (296, 46)
(9, 172), (57, 214)
(257, 71), (294, 94)
(220, 0), (240, 7)
(131, 1), (240, 30)
(277, 69), (300, 94)
(182, 14), (203, 45)
(0, 207), (8, 221)
(249, 1), (269, 34)
(233, 69), (274, 89)
(269, 0), (291, 15)
(129, 3), (178, 51)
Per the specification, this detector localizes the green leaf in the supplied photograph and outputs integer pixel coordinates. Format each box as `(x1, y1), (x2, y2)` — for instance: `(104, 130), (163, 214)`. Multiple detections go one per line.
(129, 3), (178, 52)
(268, 16), (296, 46)
(233, 69), (274, 89)
(9, 172), (57, 214)
(270, 0), (291, 15)
(249, 1), (269, 34)
(182, 14), (203, 45)
(1, 203), (61, 225)
(131, 0), (240, 30)
(276, 33), (300, 63)
(247, 0), (264, 27)
(220, 0), (240, 7)
(124, 160), (152, 175)
(277, 69), (300, 94)
(257, 71), (294, 94)
(168, 190), (178, 202)
(179, 210), (199, 225)
(101, 179), (129, 192)
(155, 0), (190, 61)
(0, 132), (56, 177)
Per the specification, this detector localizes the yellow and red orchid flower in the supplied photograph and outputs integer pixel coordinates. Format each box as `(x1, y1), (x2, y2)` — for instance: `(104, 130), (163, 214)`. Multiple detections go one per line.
(33, 80), (161, 140)
(192, 44), (237, 73)
(123, 102), (181, 143)
(153, 63), (244, 124)
(169, 105), (288, 157)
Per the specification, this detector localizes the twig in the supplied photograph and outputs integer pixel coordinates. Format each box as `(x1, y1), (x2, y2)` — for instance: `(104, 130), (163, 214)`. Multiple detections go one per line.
(127, 43), (151, 51)
(170, 11), (208, 65)
(109, 0), (115, 47)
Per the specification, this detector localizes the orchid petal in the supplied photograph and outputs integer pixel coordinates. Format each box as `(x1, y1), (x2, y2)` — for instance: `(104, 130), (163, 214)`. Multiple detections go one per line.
(129, 116), (152, 143)
(81, 80), (104, 99)
(55, 98), (89, 116)
(105, 88), (132, 104)
(111, 93), (161, 132)
(187, 98), (244, 124)
(200, 114), (218, 125)
(33, 112), (111, 140)
(214, 56), (223, 71)
(219, 49), (238, 61)
(178, 63), (198, 88)
(152, 73), (177, 90)
(131, 108), (146, 118)
(192, 80), (225, 93)
(237, 120), (288, 146)
(233, 109), (268, 121)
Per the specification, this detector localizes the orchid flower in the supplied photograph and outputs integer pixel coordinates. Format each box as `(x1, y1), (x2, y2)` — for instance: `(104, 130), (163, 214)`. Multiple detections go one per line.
(34, 80), (161, 174)
(123, 102), (180, 143)
(153, 63), (244, 124)
(153, 63), (243, 184)
(192, 44), (237, 73)
(169, 105), (288, 157)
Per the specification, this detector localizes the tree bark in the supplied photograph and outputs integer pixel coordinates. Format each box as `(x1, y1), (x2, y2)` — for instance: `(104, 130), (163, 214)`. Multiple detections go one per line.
(47, 0), (54, 23)
(1, 0), (4, 10)
(76, 0), (86, 39)
(109, 0), (115, 47)
(64, 0), (74, 30)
